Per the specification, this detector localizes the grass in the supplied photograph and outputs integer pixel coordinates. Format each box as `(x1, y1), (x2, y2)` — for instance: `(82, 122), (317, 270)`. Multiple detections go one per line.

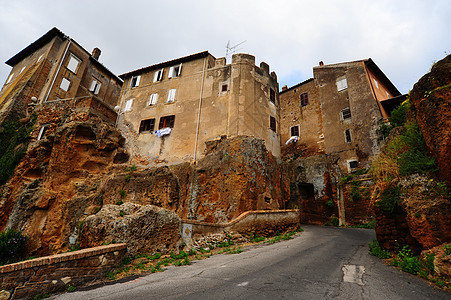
(368, 239), (391, 259)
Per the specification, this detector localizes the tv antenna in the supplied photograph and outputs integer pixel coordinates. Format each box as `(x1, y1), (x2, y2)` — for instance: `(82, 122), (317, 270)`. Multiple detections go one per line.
(225, 40), (246, 61)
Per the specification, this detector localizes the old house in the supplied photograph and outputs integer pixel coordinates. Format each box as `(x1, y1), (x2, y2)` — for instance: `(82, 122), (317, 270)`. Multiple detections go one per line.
(117, 52), (280, 165)
(280, 59), (403, 173)
(0, 27), (122, 135)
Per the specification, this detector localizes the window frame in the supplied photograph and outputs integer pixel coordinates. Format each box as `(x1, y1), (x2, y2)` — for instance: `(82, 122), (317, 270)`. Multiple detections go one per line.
(59, 78), (71, 92)
(168, 64), (182, 78)
(124, 99), (133, 112)
(270, 88), (276, 104)
(149, 93), (158, 106)
(130, 75), (141, 88)
(153, 68), (164, 82)
(340, 107), (352, 121)
(19, 66), (26, 75)
(167, 89), (176, 103)
(290, 125), (300, 137)
(89, 78), (101, 95)
(6, 73), (14, 84)
(139, 118), (156, 133)
(344, 129), (352, 143)
(300, 92), (309, 107)
(158, 115), (175, 129)
(66, 54), (81, 74)
(270, 116), (277, 132)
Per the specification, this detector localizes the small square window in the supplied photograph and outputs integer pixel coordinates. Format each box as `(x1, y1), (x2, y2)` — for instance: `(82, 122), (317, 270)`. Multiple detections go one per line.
(290, 125), (300, 137)
(167, 89), (176, 103)
(222, 84), (228, 92)
(345, 129), (352, 143)
(168, 64), (182, 78)
(159, 115), (175, 129)
(124, 99), (133, 112)
(347, 159), (359, 173)
(60, 78), (71, 92)
(270, 116), (276, 132)
(300, 93), (309, 107)
(130, 75), (141, 88)
(139, 118), (155, 133)
(337, 78), (348, 91)
(89, 78), (101, 95)
(153, 68), (164, 82)
(149, 93), (158, 106)
(67, 54), (81, 74)
(341, 107), (351, 121)
(270, 88), (276, 104)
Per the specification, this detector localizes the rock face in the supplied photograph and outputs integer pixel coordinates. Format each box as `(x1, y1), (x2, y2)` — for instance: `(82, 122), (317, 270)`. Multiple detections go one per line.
(410, 55), (451, 186)
(79, 203), (182, 256)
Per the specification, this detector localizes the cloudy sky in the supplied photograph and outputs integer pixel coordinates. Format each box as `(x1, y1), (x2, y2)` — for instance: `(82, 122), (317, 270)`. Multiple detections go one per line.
(0, 0), (449, 94)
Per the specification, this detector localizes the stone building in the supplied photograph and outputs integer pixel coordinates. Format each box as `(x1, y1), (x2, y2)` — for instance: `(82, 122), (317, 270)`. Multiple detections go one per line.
(280, 59), (403, 173)
(0, 27), (122, 127)
(118, 52), (280, 165)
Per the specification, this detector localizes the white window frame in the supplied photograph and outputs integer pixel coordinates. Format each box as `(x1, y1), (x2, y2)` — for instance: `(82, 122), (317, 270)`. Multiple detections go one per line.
(60, 78), (71, 92)
(130, 75), (141, 88)
(149, 93), (158, 106)
(124, 99), (133, 112)
(347, 159), (359, 173)
(153, 68), (164, 82)
(168, 64), (182, 78)
(19, 66), (26, 74)
(67, 54), (81, 74)
(337, 78), (348, 92)
(37, 54), (44, 63)
(89, 78), (101, 95)
(167, 89), (176, 103)
(290, 125), (300, 137)
(6, 73), (14, 84)
(340, 107), (352, 121)
(37, 124), (50, 140)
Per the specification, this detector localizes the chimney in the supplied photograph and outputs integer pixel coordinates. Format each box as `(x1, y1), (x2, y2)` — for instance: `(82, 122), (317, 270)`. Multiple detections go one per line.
(92, 48), (101, 60)
(282, 85), (288, 91)
(319, 61), (324, 66)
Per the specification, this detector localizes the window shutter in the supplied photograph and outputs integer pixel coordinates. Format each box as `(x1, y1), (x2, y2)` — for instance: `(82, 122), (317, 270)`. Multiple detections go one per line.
(89, 80), (96, 92)
(94, 82), (101, 94)
(158, 117), (164, 129)
(139, 120), (145, 133)
(177, 63), (182, 76)
(153, 71), (159, 82)
(159, 69), (164, 81)
(169, 115), (175, 128)
(168, 89), (176, 102)
(135, 75), (141, 86)
(168, 67), (174, 78)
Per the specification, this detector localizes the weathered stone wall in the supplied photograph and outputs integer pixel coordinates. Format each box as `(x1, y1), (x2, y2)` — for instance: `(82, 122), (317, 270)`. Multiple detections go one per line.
(0, 244), (126, 300)
(341, 176), (375, 225)
(409, 54), (451, 186)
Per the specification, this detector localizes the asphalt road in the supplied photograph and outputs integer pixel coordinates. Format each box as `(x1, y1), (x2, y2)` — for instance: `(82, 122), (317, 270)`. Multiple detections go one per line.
(55, 225), (450, 299)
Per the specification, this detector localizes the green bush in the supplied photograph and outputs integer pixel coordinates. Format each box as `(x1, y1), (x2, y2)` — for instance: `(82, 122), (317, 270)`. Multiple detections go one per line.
(350, 185), (362, 201)
(376, 186), (400, 214)
(368, 239), (391, 259)
(0, 228), (28, 265)
(389, 101), (409, 128)
(331, 217), (339, 227)
(392, 246), (421, 275)
(326, 200), (334, 208)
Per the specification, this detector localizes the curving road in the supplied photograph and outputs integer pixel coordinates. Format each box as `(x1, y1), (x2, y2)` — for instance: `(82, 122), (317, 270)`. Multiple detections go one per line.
(55, 225), (449, 299)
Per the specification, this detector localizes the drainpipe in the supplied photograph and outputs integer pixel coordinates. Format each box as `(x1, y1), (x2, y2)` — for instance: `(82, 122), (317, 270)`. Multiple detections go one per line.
(193, 56), (207, 163)
(44, 38), (72, 103)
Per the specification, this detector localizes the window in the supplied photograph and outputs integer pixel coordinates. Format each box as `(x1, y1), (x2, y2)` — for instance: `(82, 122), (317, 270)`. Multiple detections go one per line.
(60, 78), (71, 91)
(153, 68), (164, 82)
(270, 116), (276, 132)
(37, 124), (50, 140)
(37, 54), (44, 63)
(374, 79), (379, 89)
(345, 129), (352, 143)
(168, 64), (182, 78)
(386, 91), (390, 98)
(130, 75), (141, 88)
(222, 84), (228, 92)
(167, 89), (176, 103)
(159, 115), (175, 129)
(337, 78), (348, 91)
(340, 107), (351, 120)
(290, 125), (300, 137)
(270, 88), (276, 104)
(6, 73), (13, 84)
(19, 66), (26, 74)
(67, 54), (81, 74)
(300, 93), (309, 107)
(347, 159), (358, 173)
(89, 78), (101, 95)
(149, 93), (158, 106)
(139, 118), (155, 133)
(124, 99), (133, 112)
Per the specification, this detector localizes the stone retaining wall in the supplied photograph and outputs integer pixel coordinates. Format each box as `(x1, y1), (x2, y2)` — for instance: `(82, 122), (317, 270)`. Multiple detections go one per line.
(0, 243), (126, 299)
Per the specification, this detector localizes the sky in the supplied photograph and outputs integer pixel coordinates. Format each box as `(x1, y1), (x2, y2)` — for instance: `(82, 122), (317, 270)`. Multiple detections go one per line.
(0, 0), (450, 94)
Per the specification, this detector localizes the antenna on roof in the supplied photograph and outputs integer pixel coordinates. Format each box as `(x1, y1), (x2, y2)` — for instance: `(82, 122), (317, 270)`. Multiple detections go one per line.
(225, 40), (246, 62)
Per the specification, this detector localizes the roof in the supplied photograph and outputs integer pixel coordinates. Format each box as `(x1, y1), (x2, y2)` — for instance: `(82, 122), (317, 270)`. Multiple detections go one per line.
(119, 51), (213, 79)
(5, 27), (122, 84)
(279, 78), (314, 94)
(313, 58), (401, 96)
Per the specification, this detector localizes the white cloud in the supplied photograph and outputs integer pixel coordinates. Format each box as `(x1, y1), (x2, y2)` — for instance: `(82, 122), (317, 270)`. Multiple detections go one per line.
(0, 0), (450, 93)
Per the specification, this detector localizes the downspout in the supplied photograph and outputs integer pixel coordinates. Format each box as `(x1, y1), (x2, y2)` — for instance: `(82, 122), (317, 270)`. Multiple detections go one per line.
(44, 38), (72, 103)
(193, 56), (207, 163)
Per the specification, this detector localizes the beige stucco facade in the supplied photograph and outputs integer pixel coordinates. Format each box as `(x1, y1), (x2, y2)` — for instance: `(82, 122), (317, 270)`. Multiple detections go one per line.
(118, 52), (280, 165)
